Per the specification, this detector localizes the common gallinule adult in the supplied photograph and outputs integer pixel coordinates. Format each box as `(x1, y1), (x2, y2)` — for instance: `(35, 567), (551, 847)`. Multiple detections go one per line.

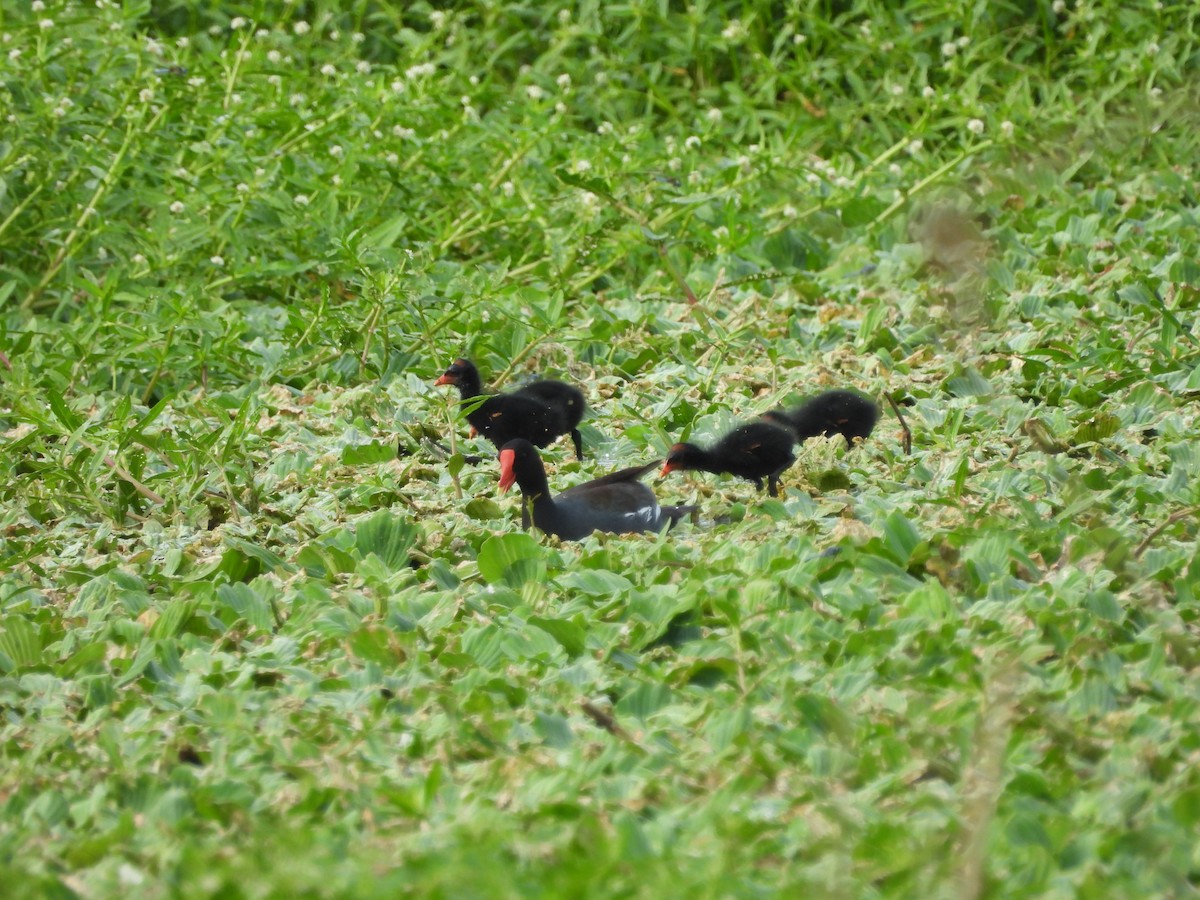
(435, 358), (586, 458)
(660, 420), (797, 497)
(761, 389), (879, 447)
(498, 439), (695, 540)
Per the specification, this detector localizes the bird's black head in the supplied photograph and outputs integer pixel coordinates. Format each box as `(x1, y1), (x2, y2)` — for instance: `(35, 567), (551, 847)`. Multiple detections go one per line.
(434, 357), (479, 388)
(660, 442), (701, 476)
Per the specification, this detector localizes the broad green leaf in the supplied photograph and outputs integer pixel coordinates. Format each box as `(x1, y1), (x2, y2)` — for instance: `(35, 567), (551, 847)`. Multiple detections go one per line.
(903, 583), (956, 618)
(26, 790), (70, 827)
(528, 616), (586, 657)
(464, 498), (504, 520)
(355, 510), (419, 571)
(364, 213), (409, 250)
(296, 543), (357, 579)
(614, 811), (654, 861)
(795, 694), (855, 740)
(761, 228), (812, 269)
(123, 393), (174, 448)
(741, 579), (779, 610)
(47, 392), (84, 431)
(944, 367), (994, 397)
(1117, 281), (1158, 308)
(459, 624), (508, 670)
(59, 641), (108, 677)
(349, 626), (403, 665)
(0, 616), (43, 670)
(64, 815), (135, 869)
(149, 598), (196, 639)
(704, 706), (750, 752)
(1066, 214), (1099, 245)
(554, 166), (616, 200)
(840, 196), (886, 227)
(533, 712), (573, 748)
(114, 641), (158, 686)
(556, 569), (633, 596)
(222, 537), (289, 578)
(342, 441), (396, 465)
(1070, 414), (1121, 445)
(1006, 814), (1053, 849)
(615, 682), (672, 721)
(1085, 590), (1124, 622)
(964, 532), (1014, 588)
(881, 511), (921, 565)
(216, 583), (275, 632)
(477, 533), (545, 587)
(1169, 256), (1200, 286)
(1173, 786), (1200, 827)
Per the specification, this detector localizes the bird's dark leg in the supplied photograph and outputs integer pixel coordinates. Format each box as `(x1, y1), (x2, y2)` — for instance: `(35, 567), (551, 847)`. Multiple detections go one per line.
(753, 477), (765, 491)
(571, 429), (584, 459)
(769, 464), (791, 497)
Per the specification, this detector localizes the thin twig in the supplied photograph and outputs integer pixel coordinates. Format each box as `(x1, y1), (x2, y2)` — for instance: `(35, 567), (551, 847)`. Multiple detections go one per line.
(885, 393), (912, 455)
(24, 108), (167, 312)
(487, 133), (542, 192)
(270, 104), (353, 159)
(859, 126), (927, 180)
(871, 140), (994, 229)
(0, 182), (45, 246)
(401, 293), (490, 357)
(222, 28), (254, 111)
(141, 325), (175, 406)
(580, 701), (640, 747)
(1134, 505), (1200, 558)
(491, 334), (548, 388)
(657, 242), (698, 305)
(296, 284), (329, 348)
(76, 438), (165, 505)
(1141, 281), (1199, 349)
(213, 464), (244, 524)
(359, 299), (383, 367)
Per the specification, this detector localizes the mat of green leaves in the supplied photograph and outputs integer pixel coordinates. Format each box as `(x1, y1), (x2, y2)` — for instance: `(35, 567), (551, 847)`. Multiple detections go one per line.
(1, 2), (1198, 896)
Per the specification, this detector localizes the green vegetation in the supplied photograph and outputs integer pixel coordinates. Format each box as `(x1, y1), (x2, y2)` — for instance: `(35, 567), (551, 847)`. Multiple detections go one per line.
(2, 0), (1199, 895)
